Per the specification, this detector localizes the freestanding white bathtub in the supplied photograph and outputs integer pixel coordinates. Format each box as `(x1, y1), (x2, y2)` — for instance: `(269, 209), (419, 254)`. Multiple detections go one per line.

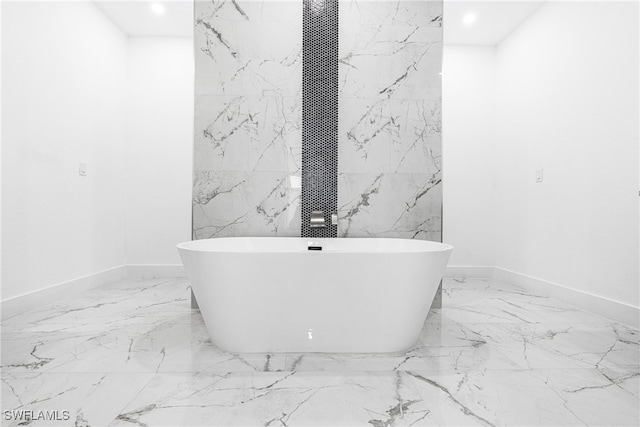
(177, 237), (452, 353)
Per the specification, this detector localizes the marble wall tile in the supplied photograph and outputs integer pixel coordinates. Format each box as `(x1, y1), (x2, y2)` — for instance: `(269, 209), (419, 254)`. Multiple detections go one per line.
(338, 0), (442, 240)
(194, 95), (301, 172)
(194, 1), (302, 238)
(339, 0), (442, 100)
(194, 1), (302, 97)
(339, 98), (441, 173)
(193, 171), (300, 238)
(337, 172), (441, 239)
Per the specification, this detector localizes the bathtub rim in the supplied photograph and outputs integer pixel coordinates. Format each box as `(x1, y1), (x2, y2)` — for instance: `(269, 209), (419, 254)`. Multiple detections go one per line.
(177, 236), (453, 254)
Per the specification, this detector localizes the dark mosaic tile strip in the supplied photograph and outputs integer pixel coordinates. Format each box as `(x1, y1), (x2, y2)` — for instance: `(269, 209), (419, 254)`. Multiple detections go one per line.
(301, 0), (339, 238)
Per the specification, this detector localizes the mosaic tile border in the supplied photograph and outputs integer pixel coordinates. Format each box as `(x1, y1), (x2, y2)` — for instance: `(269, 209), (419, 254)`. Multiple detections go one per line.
(301, 0), (339, 238)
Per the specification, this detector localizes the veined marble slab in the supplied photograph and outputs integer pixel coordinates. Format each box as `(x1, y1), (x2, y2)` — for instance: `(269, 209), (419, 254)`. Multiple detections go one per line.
(337, 172), (441, 239)
(194, 1), (302, 97)
(339, 98), (441, 174)
(467, 322), (639, 374)
(339, 0), (442, 100)
(192, 170), (300, 239)
(1, 372), (154, 427)
(337, 0), (442, 241)
(107, 368), (639, 427)
(193, 0), (302, 238)
(194, 95), (301, 173)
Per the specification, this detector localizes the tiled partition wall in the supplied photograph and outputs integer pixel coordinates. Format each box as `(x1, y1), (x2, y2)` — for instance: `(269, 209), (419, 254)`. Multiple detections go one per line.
(193, 0), (442, 241)
(193, 0), (302, 238)
(338, 1), (443, 240)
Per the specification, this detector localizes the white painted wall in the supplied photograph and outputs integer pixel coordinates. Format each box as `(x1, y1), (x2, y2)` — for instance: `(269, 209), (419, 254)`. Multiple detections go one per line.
(1, 2), (128, 300)
(494, 1), (639, 307)
(0, 1), (4, 297)
(125, 38), (193, 266)
(442, 46), (496, 268)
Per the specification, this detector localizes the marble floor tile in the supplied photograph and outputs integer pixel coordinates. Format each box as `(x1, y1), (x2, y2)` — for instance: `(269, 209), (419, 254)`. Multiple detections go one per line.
(108, 371), (477, 427)
(2, 330), (98, 373)
(405, 368), (640, 427)
(1, 276), (638, 426)
(2, 314), (286, 375)
(1, 372), (154, 427)
(107, 369), (640, 426)
(465, 322), (640, 375)
(441, 278), (611, 324)
(279, 320), (521, 373)
(278, 345), (521, 373)
(440, 294), (611, 325)
(442, 277), (533, 306)
(1, 278), (192, 334)
(528, 368), (640, 418)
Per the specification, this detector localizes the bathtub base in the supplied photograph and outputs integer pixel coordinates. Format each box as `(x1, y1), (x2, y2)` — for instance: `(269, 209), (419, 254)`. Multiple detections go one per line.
(178, 237), (452, 354)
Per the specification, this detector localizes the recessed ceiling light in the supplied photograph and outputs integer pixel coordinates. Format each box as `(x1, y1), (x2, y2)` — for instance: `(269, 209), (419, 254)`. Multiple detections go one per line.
(463, 13), (477, 25)
(151, 3), (165, 15)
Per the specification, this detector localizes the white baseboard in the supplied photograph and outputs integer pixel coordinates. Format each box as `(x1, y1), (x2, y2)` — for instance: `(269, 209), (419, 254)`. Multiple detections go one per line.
(1, 264), (187, 321)
(126, 264), (186, 278)
(494, 267), (640, 328)
(1, 265), (127, 321)
(445, 265), (495, 278)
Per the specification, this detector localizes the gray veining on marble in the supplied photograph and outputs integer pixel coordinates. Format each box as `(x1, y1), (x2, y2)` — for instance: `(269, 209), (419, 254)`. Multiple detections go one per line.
(193, 0), (443, 241)
(338, 172), (442, 239)
(193, 0), (302, 239)
(1, 276), (638, 426)
(337, 0), (443, 240)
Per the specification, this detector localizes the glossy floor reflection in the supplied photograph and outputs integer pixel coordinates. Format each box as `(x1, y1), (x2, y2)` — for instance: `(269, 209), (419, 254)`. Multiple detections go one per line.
(1, 277), (638, 426)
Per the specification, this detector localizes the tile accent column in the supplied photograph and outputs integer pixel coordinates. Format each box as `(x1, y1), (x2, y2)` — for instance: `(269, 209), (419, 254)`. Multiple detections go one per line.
(301, 0), (339, 238)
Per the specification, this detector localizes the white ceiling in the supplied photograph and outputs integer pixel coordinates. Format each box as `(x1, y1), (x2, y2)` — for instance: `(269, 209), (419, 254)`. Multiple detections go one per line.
(444, 1), (544, 45)
(95, 0), (194, 38)
(95, 0), (545, 46)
